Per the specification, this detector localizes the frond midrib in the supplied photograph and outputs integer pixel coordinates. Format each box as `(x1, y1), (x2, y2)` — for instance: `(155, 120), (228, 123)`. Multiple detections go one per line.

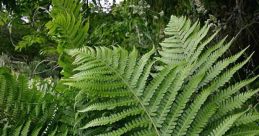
(84, 51), (161, 136)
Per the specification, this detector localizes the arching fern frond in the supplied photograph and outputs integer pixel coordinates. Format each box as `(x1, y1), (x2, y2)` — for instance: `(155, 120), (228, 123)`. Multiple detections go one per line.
(46, 0), (89, 77)
(64, 15), (259, 136)
(63, 46), (159, 135)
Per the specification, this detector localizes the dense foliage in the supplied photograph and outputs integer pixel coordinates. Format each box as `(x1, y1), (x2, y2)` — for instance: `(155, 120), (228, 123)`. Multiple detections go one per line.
(0, 0), (259, 135)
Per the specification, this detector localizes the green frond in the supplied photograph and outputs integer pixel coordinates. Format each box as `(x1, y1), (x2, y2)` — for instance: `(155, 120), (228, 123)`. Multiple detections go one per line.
(168, 52), (252, 136)
(143, 65), (178, 119)
(0, 74), (6, 106)
(160, 73), (205, 134)
(46, 0), (89, 77)
(200, 47), (248, 87)
(130, 47), (155, 93)
(190, 29), (220, 63)
(142, 65), (177, 107)
(13, 125), (23, 136)
(1, 123), (8, 136)
(98, 116), (151, 136)
(206, 52), (253, 94)
(15, 35), (46, 52)
(20, 120), (31, 136)
(212, 89), (259, 120)
(186, 103), (218, 136)
(0, 68), (76, 135)
(226, 125), (259, 136)
(81, 107), (144, 129)
(171, 86), (212, 136)
(31, 126), (42, 136)
(191, 36), (228, 73)
(155, 64), (193, 129)
(209, 112), (244, 136)
(194, 39), (235, 89)
(211, 75), (259, 104)
(159, 15), (215, 66)
(64, 15), (259, 136)
(78, 99), (138, 112)
(234, 112), (259, 126)
(65, 46), (158, 135)
(46, 0), (88, 49)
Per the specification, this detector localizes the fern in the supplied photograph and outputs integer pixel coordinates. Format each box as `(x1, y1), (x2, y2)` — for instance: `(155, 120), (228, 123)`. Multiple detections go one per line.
(46, 0), (89, 50)
(64, 15), (259, 136)
(15, 35), (46, 51)
(0, 68), (78, 135)
(208, 112), (244, 136)
(225, 125), (259, 136)
(2, 10), (259, 135)
(46, 0), (89, 77)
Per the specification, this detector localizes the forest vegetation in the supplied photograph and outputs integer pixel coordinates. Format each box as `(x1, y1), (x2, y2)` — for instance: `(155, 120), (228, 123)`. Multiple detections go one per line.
(0, 0), (259, 135)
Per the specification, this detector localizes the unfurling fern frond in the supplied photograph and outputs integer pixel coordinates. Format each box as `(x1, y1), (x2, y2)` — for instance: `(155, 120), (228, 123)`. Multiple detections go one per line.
(64, 15), (259, 136)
